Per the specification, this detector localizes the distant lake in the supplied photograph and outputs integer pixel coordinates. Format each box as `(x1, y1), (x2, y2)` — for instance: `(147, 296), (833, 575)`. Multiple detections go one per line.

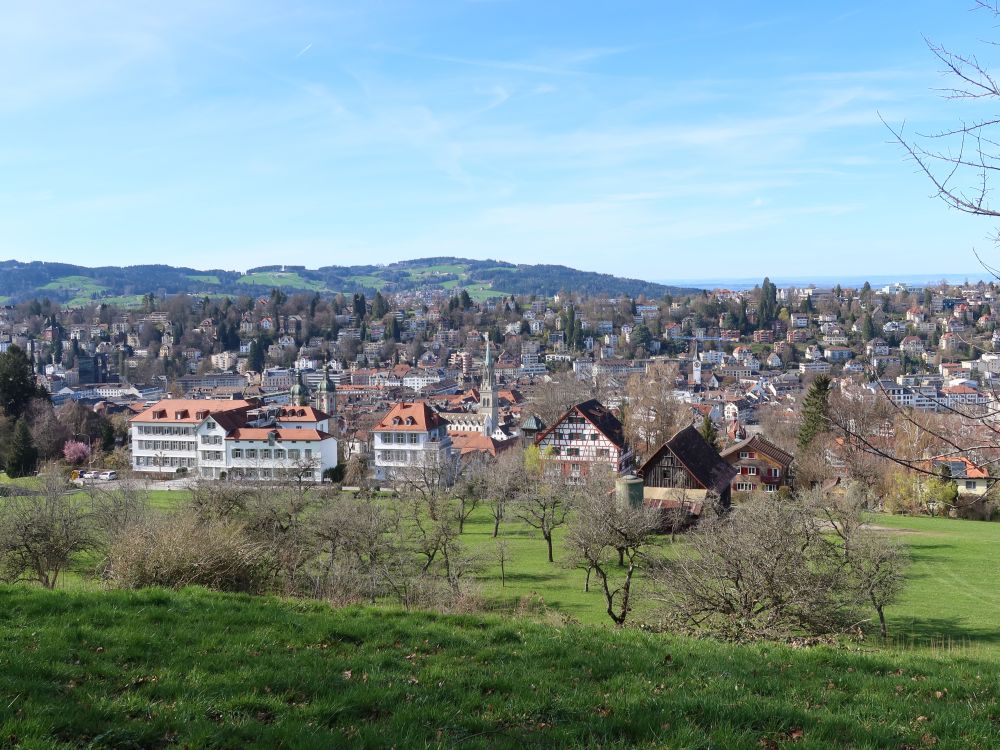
(662, 273), (989, 291)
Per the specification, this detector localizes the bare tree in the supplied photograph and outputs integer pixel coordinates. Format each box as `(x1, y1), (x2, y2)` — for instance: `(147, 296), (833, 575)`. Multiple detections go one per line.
(621, 363), (689, 463)
(514, 474), (574, 563)
(86, 474), (150, 547)
(494, 539), (510, 587)
(482, 450), (527, 537)
(564, 487), (659, 626)
(0, 469), (92, 588)
(803, 483), (911, 638)
(652, 496), (853, 641)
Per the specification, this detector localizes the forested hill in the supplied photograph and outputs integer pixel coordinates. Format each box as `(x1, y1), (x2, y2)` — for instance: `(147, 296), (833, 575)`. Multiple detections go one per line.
(0, 258), (699, 307)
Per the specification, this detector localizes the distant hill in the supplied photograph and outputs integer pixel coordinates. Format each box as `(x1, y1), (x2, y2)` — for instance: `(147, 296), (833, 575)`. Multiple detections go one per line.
(0, 258), (700, 307)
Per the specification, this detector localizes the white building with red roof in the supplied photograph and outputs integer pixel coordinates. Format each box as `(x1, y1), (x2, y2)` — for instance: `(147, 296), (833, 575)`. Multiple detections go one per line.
(129, 398), (338, 481)
(372, 401), (455, 483)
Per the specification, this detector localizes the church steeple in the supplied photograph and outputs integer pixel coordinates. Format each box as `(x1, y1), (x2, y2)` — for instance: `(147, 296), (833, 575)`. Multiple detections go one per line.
(478, 338), (498, 434)
(314, 361), (336, 416)
(290, 368), (308, 407)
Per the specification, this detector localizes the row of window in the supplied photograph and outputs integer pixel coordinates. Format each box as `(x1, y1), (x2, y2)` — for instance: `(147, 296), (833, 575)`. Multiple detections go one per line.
(737, 466), (781, 477)
(134, 456), (196, 468)
(200, 435), (223, 445)
(550, 447), (610, 458)
(231, 448), (311, 460)
(135, 441), (197, 452)
(735, 482), (779, 493)
(554, 432), (599, 441)
(377, 432), (422, 445)
(136, 425), (195, 436)
(200, 451), (224, 461)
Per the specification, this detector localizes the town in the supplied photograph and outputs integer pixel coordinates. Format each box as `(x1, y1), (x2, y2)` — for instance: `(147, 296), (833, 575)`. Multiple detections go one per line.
(0, 270), (994, 519)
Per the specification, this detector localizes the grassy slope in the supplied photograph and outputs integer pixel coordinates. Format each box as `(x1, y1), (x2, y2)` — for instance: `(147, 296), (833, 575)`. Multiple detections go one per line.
(110, 491), (1000, 649)
(1, 586), (997, 749)
(872, 515), (1000, 653)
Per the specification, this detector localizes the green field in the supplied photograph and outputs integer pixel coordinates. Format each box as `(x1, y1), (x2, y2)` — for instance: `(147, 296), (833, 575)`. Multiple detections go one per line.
(871, 515), (1000, 653)
(111, 490), (1000, 649)
(1, 585), (997, 749)
(237, 272), (325, 291)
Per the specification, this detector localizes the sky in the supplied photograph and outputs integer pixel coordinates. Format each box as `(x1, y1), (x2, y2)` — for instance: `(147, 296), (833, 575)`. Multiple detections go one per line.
(2, 1), (1000, 281)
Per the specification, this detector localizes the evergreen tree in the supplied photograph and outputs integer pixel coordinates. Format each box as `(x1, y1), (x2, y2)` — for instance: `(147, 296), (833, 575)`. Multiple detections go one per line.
(0, 345), (44, 419)
(798, 375), (832, 451)
(248, 340), (265, 372)
(699, 415), (720, 451)
(371, 291), (389, 319)
(6, 419), (38, 478)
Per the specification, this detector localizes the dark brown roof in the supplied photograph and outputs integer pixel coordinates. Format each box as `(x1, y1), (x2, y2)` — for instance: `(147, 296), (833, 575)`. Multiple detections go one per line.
(720, 433), (793, 467)
(535, 398), (626, 449)
(638, 425), (737, 494)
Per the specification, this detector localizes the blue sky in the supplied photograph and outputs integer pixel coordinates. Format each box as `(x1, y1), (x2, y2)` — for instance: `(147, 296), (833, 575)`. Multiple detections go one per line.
(1, 1), (998, 279)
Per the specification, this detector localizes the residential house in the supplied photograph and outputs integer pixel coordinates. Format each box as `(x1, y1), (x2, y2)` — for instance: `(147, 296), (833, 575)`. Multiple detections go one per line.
(719, 434), (794, 494)
(534, 399), (632, 480)
(636, 425), (736, 508)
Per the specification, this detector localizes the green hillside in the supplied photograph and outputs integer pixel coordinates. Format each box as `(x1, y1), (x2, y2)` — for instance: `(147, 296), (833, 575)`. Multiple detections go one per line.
(1, 585), (997, 749)
(0, 257), (701, 306)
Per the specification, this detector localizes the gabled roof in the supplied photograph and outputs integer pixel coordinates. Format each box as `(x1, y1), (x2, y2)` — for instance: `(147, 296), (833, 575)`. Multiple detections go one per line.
(129, 399), (252, 423)
(638, 426), (736, 494)
(374, 401), (450, 432)
(276, 405), (330, 422)
(720, 433), (793, 467)
(535, 398), (626, 449)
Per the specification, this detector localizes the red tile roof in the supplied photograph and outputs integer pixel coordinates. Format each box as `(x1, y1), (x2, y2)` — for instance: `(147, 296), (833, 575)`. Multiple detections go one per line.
(374, 401), (449, 432)
(129, 399), (252, 423)
(226, 428), (333, 442)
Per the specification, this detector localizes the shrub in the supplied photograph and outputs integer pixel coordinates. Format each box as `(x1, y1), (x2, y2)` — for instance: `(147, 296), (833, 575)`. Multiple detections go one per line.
(103, 512), (270, 593)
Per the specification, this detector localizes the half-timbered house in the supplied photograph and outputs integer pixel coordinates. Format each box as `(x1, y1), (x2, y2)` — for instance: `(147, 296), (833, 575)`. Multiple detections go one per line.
(534, 399), (632, 480)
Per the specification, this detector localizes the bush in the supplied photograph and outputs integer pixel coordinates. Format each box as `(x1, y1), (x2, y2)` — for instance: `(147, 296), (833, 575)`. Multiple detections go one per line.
(103, 512), (271, 593)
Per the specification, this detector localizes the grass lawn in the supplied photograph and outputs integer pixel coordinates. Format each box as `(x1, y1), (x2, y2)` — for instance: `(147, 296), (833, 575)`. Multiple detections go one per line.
(869, 515), (1000, 654)
(186, 274), (221, 284)
(87, 492), (1000, 648)
(236, 272), (324, 291)
(1, 585), (997, 749)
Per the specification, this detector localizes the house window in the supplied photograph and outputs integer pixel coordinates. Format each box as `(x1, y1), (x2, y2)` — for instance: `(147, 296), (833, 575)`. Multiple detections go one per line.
(566, 448), (580, 457)
(232, 449), (242, 459)
(245, 449), (257, 459)
(764, 484), (777, 493)
(770, 468), (781, 478)
(966, 480), (977, 490)
(304, 449), (312, 459)
(261, 449), (272, 459)
(597, 449), (609, 458)
(409, 434), (419, 444)
(736, 482), (754, 492)
(747, 467), (757, 476)
(739, 451), (749, 459)
(288, 449), (300, 460)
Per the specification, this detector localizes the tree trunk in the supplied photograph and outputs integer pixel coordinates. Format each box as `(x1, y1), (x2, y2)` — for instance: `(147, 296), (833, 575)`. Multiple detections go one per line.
(545, 533), (554, 563)
(584, 566), (592, 592)
(617, 547), (625, 566)
(877, 604), (887, 638)
(492, 515), (501, 538)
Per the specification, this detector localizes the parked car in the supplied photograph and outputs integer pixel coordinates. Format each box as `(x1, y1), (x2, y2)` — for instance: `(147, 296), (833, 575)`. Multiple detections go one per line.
(80, 470), (98, 479)
(98, 470), (118, 481)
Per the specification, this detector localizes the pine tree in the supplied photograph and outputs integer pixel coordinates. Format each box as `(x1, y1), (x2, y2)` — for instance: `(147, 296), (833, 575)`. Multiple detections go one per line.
(699, 414), (720, 451)
(6, 419), (38, 478)
(798, 375), (832, 451)
(0, 345), (44, 419)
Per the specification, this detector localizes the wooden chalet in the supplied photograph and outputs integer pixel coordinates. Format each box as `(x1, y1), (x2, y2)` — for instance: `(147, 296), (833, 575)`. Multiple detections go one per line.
(636, 426), (736, 509)
(719, 433), (794, 494)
